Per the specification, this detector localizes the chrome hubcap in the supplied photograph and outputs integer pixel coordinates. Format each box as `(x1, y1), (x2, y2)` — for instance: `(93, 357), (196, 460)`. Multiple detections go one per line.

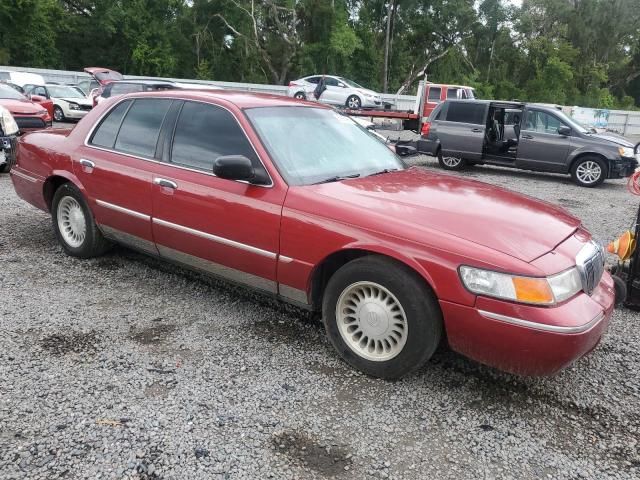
(336, 281), (408, 362)
(348, 97), (360, 108)
(57, 196), (86, 248)
(295, 93), (305, 99)
(576, 161), (602, 184)
(54, 108), (62, 121)
(442, 156), (462, 167)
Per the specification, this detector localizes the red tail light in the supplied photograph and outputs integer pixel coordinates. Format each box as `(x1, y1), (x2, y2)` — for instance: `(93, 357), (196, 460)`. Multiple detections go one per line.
(288, 82), (298, 87)
(421, 121), (431, 136)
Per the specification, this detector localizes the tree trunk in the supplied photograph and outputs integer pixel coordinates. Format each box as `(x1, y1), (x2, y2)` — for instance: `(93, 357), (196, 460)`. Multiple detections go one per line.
(383, 0), (398, 93)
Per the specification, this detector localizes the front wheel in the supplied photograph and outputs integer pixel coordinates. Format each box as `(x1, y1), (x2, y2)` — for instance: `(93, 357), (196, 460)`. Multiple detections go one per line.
(51, 183), (110, 258)
(53, 106), (65, 122)
(437, 150), (467, 170)
(293, 91), (306, 100)
(346, 95), (361, 109)
(571, 156), (607, 187)
(322, 256), (442, 379)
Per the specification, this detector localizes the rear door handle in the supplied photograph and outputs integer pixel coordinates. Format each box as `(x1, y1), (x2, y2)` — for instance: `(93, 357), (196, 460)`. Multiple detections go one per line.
(471, 128), (483, 132)
(154, 178), (178, 189)
(521, 134), (533, 139)
(79, 158), (95, 169)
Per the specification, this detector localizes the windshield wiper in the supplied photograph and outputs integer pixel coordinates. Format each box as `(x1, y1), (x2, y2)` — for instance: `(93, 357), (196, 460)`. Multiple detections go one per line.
(368, 168), (400, 176)
(312, 173), (361, 185)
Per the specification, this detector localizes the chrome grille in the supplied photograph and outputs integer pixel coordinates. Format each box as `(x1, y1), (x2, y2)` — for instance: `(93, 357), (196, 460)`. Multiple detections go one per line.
(575, 241), (605, 295)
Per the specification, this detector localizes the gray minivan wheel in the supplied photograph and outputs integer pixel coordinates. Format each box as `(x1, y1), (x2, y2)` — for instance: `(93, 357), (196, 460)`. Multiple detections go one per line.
(437, 150), (467, 170)
(571, 156), (607, 187)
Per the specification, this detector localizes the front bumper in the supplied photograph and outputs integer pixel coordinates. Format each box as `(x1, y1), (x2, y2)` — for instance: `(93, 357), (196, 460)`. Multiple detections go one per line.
(609, 156), (638, 178)
(362, 97), (383, 108)
(440, 271), (616, 376)
(64, 108), (90, 120)
(0, 135), (18, 170)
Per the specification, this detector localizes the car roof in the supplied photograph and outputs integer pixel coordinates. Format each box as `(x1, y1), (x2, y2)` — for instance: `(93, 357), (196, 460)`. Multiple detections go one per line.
(124, 89), (333, 109)
(445, 99), (525, 109)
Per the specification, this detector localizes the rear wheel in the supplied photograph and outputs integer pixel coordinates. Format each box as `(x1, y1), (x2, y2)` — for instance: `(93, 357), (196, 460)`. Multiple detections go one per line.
(571, 156), (607, 187)
(437, 150), (467, 170)
(51, 183), (110, 258)
(346, 95), (361, 109)
(294, 91), (306, 100)
(322, 256), (442, 379)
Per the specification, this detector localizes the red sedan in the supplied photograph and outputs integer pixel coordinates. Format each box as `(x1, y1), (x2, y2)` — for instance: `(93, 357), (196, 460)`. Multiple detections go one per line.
(0, 84), (52, 132)
(9, 90), (615, 379)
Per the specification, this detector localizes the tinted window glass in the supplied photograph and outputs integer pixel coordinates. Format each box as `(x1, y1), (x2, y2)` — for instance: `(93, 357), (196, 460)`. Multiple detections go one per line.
(114, 99), (172, 157)
(447, 88), (458, 99)
(445, 102), (486, 124)
(428, 87), (441, 101)
(111, 83), (144, 96)
(306, 77), (320, 84)
(171, 102), (258, 172)
(90, 100), (132, 148)
(33, 86), (47, 97)
(325, 77), (339, 87)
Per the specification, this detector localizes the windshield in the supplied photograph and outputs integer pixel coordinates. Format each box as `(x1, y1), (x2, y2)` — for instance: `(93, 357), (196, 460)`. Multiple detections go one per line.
(0, 84), (26, 100)
(246, 107), (404, 186)
(338, 77), (365, 89)
(47, 86), (85, 98)
(556, 110), (589, 134)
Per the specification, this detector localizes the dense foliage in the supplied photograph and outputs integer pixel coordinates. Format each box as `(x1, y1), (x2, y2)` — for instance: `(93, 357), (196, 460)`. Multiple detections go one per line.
(1, 0), (639, 107)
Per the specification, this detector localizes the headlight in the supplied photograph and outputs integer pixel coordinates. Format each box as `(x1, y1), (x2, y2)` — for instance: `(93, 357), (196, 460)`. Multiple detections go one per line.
(0, 106), (19, 136)
(68, 103), (80, 110)
(459, 266), (582, 305)
(619, 146), (634, 157)
(364, 93), (374, 98)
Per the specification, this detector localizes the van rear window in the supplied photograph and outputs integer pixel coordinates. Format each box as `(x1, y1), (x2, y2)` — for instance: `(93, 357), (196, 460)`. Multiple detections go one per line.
(445, 102), (485, 125)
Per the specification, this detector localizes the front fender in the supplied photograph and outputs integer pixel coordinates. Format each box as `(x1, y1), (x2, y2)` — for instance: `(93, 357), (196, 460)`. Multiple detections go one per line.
(566, 145), (617, 171)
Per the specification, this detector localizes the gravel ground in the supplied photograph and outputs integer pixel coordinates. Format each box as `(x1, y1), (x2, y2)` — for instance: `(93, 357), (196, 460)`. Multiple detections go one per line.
(1, 136), (639, 480)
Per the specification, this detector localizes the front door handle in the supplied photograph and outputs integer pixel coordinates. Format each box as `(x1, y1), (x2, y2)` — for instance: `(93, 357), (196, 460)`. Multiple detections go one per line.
(521, 134), (533, 139)
(154, 178), (178, 189)
(471, 128), (483, 132)
(79, 158), (95, 169)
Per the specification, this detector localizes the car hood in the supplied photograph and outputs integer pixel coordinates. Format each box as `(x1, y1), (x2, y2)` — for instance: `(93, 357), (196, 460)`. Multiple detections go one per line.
(358, 88), (381, 97)
(57, 97), (91, 106)
(0, 98), (44, 115)
(306, 168), (581, 263)
(590, 132), (634, 148)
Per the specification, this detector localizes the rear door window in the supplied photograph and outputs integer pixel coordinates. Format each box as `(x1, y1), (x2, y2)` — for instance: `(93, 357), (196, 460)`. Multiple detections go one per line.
(428, 87), (441, 102)
(114, 99), (172, 157)
(444, 102), (486, 125)
(90, 100), (132, 148)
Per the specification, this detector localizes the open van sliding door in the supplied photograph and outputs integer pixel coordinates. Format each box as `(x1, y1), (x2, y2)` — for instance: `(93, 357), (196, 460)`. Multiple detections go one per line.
(437, 101), (487, 161)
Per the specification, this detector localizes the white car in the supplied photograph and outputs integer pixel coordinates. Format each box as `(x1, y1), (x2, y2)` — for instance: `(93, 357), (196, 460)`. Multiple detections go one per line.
(287, 75), (383, 109)
(24, 84), (93, 122)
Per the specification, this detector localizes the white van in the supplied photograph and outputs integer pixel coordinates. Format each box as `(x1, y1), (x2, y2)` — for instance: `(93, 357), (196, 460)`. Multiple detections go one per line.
(0, 71), (45, 87)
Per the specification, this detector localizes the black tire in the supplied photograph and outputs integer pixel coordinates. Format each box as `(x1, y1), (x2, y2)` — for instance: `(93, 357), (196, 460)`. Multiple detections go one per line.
(322, 256), (443, 380)
(437, 149), (467, 170)
(571, 156), (607, 187)
(0, 163), (9, 173)
(294, 91), (306, 100)
(51, 183), (110, 258)
(346, 95), (361, 109)
(53, 105), (65, 122)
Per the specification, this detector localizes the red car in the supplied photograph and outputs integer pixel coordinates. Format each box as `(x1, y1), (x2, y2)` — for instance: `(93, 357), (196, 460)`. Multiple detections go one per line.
(10, 90), (616, 379)
(0, 84), (52, 132)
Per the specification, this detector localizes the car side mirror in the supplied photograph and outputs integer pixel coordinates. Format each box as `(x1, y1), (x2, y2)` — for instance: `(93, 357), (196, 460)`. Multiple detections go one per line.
(558, 126), (571, 136)
(338, 82), (346, 88)
(213, 155), (256, 182)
